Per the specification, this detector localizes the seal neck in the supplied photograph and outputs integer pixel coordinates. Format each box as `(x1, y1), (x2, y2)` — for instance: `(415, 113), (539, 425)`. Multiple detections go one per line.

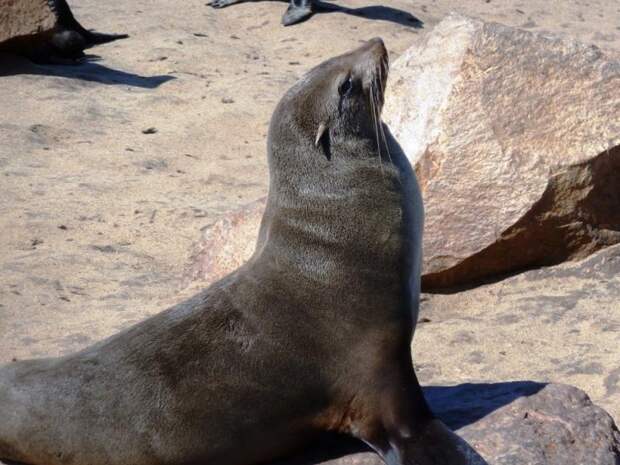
(256, 157), (414, 292)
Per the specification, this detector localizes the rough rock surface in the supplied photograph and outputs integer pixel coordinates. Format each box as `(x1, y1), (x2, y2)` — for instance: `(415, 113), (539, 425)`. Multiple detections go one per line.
(273, 383), (620, 465)
(383, 14), (620, 290)
(188, 197), (266, 285)
(0, 0), (56, 45)
(456, 384), (620, 465)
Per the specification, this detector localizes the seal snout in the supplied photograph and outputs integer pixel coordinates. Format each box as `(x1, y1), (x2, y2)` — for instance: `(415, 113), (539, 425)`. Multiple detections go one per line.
(360, 37), (388, 75)
(363, 37), (386, 52)
(357, 38), (389, 112)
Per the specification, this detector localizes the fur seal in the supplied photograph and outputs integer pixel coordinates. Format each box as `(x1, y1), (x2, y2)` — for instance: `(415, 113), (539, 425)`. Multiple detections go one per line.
(0, 0), (127, 63)
(208, 0), (314, 26)
(48, 0), (128, 55)
(0, 39), (470, 465)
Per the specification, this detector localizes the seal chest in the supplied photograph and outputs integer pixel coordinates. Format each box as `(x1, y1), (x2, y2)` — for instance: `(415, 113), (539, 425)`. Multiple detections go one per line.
(0, 39), (469, 465)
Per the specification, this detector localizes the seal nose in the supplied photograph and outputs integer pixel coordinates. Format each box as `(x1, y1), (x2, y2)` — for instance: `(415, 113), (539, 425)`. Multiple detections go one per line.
(349, 37), (388, 67)
(367, 37), (385, 48)
(361, 37), (388, 78)
(357, 37), (389, 101)
(364, 37), (388, 62)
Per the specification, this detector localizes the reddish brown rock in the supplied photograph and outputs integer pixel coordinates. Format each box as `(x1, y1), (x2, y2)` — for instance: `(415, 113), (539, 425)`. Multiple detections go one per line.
(188, 197), (266, 284)
(383, 14), (620, 290)
(456, 383), (620, 465)
(0, 0), (127, 62)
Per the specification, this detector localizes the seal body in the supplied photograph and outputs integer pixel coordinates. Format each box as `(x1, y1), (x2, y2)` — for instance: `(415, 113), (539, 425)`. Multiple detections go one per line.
(0, 39), (469, 465)
(208, 0), (314, 26)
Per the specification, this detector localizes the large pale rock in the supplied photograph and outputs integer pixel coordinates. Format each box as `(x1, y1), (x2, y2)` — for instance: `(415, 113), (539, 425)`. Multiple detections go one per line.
(383, 14), (620, 289)
(0, 0), (127, 62)
(273, 383), (620, 465)
(190, 16), (620, 290)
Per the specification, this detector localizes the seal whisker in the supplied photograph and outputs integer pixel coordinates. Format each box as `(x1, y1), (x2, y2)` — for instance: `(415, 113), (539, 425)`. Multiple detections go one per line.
(372, 62), (394, 168)
(376, 65), (382, 107)
(377, 100), (393, 166)
(369, 85), (384, 174)
(370, 74), (389, 168)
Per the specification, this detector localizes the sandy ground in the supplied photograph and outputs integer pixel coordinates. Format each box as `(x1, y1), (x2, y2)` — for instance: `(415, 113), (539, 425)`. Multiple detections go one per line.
(1, 0), (619, 422)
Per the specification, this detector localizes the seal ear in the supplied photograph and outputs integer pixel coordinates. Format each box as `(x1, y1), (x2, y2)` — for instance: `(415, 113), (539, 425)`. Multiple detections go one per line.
(314, 122), (328, 147)
(314, 122), (331, 161)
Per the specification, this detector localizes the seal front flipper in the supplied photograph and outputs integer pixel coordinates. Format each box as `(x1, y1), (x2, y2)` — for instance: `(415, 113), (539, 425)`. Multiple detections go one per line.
(390, 420), (473, 465)
(350, 366), (473, 465)
(207, 0), (248, 9)
(360, 419), (473, 465)
(282, 0), (314, 26)
(80, 31), (129, 46)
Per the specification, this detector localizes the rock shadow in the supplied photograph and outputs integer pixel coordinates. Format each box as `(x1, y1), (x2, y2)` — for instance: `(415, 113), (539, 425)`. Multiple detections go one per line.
(0, 54), (174, 89)
(425, 380), (545, 429)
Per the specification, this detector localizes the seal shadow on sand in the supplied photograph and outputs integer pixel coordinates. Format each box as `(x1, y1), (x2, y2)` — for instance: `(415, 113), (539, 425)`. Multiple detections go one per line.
(312, 1), (424, 28)
(272, 381), (545, 465)
(0, 54), (175, 89)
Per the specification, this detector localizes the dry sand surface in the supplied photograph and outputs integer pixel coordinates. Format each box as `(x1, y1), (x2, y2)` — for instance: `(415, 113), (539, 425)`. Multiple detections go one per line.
(1, 0), (619, 423)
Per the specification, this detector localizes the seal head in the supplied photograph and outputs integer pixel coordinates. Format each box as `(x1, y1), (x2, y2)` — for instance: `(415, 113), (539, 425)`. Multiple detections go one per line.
(271, 37), (388, 161)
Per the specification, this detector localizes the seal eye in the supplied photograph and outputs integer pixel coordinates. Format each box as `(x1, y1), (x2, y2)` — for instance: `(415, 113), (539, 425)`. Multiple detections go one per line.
(338, 76), (353, 97)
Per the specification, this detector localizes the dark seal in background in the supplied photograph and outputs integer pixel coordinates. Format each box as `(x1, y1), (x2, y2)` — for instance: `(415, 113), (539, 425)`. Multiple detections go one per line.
(0, 0), (127, 63)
